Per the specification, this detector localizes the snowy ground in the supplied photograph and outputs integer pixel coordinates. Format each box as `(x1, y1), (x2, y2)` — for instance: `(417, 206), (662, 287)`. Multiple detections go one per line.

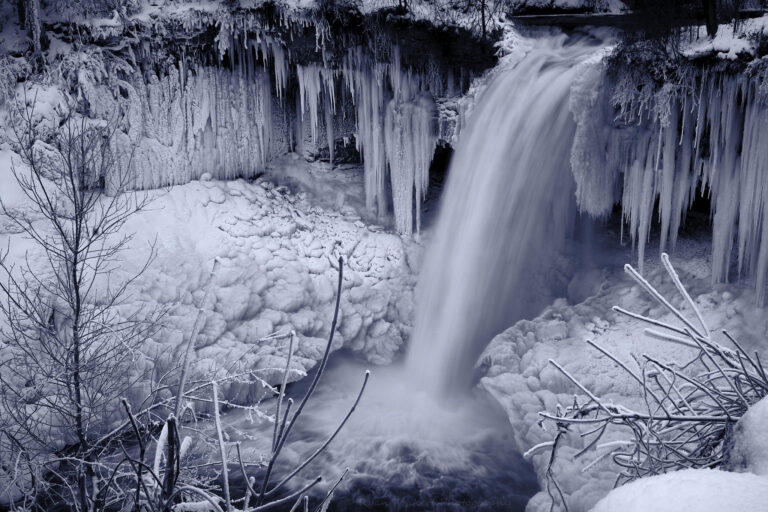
(592, 468), (768, 512)
(478, 237), (768, 511)
(682, 14), (768, 59)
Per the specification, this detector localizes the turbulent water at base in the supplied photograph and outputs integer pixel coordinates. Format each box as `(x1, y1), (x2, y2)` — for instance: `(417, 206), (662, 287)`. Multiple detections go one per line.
(231, 357), (538, 511)
(407, 32), (609, 395)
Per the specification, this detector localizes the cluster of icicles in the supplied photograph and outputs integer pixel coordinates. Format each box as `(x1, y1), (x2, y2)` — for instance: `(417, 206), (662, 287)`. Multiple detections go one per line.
(108, 31), (444, 235)
(572, 61), (768, 302)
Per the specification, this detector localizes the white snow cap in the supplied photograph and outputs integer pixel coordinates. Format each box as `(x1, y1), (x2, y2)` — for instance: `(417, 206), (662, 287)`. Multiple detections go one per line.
(726, 396), (768, 477)
(591, 469), (768, 512)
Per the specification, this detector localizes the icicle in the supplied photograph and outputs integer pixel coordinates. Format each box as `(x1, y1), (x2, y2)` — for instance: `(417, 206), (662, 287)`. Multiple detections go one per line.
(658, 105), (679, 252)
(384, 94), (438, 235)
(343, 49), (388, 216)
(325, 87), (334, 165)
(272, 41), (288, 99)
(579, 65), (768, 301)
(297, 65), (323, 143)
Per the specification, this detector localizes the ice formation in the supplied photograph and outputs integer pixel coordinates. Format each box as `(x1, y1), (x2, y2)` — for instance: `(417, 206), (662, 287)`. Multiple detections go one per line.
(571, 62), (768, 301)
(341, 47), (438, 235)
(78, 29), (442, 234)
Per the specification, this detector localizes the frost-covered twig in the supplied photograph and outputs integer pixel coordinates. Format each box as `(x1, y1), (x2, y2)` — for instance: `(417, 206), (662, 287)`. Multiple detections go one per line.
(535, 253), (768, 502)
(176, 259), (220, 420)
(212, 381), (231, 511)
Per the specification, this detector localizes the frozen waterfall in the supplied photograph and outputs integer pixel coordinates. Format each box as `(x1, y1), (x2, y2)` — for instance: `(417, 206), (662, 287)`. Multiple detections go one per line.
(83, 33), (443, 235)
(571, 60), (768, 303)
(407, 33), (608, 395)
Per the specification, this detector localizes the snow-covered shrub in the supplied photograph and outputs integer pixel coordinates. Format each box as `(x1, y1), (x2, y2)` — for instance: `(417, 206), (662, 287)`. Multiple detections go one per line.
(0, 57), (32, 108)
(532, 253), (768, 510)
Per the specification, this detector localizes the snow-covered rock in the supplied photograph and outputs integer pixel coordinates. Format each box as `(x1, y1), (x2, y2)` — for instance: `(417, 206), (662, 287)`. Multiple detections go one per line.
(591, 469), (768, 512)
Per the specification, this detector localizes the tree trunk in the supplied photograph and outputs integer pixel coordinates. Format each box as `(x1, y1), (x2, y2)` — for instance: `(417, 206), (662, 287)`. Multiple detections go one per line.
(24, 0), (44, 69)
(16, 0), (26, 26)
(481, 0), (486, 40)
(702, 0), (718, 37)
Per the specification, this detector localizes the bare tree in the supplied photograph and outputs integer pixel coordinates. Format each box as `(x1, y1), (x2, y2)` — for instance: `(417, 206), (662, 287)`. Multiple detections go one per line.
(0, 97), (160, 510)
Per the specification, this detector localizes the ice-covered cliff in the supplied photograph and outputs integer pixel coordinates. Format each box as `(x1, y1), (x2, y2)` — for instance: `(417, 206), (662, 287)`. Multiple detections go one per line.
(571, 54), (768, 302)
(49, 6), (493, 236)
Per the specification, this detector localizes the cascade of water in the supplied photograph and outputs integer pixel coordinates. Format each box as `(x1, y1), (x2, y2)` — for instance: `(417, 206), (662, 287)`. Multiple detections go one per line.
(406, 34), (607, 395)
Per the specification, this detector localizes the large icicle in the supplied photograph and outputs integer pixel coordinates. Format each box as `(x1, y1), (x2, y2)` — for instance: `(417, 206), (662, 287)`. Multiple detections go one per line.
(344, 48), (389, 217)
(343, 46), (438, 233)
(384, 94), (438, 235)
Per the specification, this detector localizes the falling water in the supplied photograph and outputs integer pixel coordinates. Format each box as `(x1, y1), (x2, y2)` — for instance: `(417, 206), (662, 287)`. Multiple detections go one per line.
(407, 32), (610, 395)
(229, 32), (614, 510)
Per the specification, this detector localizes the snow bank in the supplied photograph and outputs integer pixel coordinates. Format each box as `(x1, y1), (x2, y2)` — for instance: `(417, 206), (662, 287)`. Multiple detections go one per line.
(591, 469), (768, 512)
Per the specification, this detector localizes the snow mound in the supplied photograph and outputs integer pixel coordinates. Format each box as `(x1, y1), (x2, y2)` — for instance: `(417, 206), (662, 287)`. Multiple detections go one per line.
(121, 173), (417, 394)
(0, 154), (418, 405)
(591, 469), (768, 512)
(726, 396), (768, 477)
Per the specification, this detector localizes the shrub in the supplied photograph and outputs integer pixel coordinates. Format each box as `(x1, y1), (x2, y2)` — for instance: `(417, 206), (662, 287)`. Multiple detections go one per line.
(531, 253), (768, 510)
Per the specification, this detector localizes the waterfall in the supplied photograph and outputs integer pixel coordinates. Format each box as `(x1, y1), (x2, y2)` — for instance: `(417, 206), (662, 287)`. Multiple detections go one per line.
(407, 33), (608, 395)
